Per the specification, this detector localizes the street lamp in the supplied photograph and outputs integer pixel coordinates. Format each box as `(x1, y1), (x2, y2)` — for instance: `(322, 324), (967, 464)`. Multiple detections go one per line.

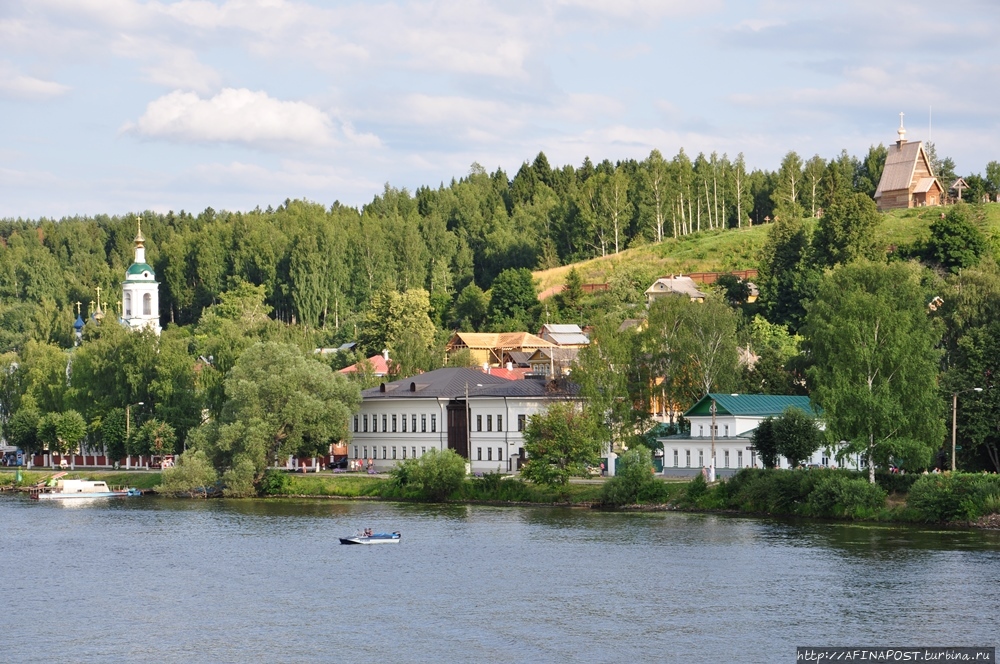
(709, 397), (717, 482)
(951, 388), (982, 472)
(126, 401), (145, 440)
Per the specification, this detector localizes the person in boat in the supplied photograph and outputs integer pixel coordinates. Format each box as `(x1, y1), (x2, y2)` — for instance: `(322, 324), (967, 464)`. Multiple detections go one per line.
(364, 528), (372, 537)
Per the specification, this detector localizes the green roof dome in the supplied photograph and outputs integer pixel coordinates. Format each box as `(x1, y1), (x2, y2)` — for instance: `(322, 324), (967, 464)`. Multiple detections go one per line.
(127, 262), (155, 277)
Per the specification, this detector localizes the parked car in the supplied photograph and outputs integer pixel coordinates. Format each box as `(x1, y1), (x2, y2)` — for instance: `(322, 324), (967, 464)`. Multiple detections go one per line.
(326, 457), (349, 470)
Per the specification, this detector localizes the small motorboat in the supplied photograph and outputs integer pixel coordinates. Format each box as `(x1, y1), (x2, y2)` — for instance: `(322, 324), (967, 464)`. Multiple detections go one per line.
(32, 477), (141, 501)
(339, 531), (401, 545)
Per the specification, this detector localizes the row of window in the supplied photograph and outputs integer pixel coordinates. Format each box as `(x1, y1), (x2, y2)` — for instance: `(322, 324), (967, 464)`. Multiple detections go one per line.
(354, 413), (436, 434)
(475, 447), (503, 462)
(696, 424), (730, 438)
(670, 449), (745, 468)
(355, 445), (430, 460)
(474, 414), (526, 432)
(123, 292), (154, 317)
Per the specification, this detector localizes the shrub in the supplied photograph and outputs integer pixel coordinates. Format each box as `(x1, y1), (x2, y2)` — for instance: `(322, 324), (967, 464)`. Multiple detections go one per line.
(906, 473), (1000, 522)
(157, 450), (219, 497)
(389, 448), (467, 501)
(222, 456), (258, 497)
(258, 469), (292, 496)
(807, 474), (886, 519)
(601, 449), (659, 507)
(685, 473), (708, 501)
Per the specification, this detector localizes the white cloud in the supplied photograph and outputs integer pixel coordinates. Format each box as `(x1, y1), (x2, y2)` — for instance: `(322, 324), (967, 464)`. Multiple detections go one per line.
(0, 62), (69, 100)
(124, 88), (335, 147)
(112, 36), (222, 94)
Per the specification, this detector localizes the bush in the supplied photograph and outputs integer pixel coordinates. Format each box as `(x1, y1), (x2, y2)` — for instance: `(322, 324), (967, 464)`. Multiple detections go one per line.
(807, 474), (886, 519)
(601, 449), (659, 507)
(157, 450), (219, 497)
(258, 469), (292, 496)
(906, 473), (1000, 522)
(685, 473), (709, 501)
(388, 448), (466, 501)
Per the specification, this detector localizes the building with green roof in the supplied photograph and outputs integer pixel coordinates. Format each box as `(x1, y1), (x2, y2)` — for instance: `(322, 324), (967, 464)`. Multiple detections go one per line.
(121, 221), (161, 335)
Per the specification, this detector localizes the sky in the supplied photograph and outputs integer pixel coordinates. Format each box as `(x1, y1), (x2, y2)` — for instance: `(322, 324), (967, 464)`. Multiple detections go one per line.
(2, 0), (999, 219)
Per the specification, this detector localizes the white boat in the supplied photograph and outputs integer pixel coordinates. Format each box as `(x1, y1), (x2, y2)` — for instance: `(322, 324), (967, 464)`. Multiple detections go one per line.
(33, 478), (141, 501)
(339, 531), (401, 545)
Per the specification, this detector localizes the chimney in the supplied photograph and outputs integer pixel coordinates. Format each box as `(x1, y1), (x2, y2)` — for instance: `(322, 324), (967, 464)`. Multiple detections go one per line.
(506, 361), (513, 371)
(382, 349), (389, 361)
(483, 362), (490, 374)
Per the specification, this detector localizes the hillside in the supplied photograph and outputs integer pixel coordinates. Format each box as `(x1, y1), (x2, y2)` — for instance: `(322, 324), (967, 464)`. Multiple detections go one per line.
(534, 202), (1000, 293)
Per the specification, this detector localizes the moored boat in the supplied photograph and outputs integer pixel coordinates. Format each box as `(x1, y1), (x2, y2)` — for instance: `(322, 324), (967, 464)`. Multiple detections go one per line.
(32, 478), (141, 500)
(339, 531), (401, 545)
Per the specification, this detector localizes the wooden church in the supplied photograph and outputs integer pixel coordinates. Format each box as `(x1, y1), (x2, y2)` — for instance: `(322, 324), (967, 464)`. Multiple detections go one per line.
(874, 114), (944, 211)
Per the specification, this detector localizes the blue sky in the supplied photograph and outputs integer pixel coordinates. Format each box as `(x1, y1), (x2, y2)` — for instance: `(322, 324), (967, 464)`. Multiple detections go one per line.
(2, 0), (998, 218)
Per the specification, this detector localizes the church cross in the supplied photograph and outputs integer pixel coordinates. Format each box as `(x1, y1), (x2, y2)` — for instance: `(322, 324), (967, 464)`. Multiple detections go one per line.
(75, 301), (81, 316)
(95, 286), (102, 311)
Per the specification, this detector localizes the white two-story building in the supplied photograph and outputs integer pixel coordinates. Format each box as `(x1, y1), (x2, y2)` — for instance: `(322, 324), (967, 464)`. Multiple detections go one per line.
(353, 368), (580, 474)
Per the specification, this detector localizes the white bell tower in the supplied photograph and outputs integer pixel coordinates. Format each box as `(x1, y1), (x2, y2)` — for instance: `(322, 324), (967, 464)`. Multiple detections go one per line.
(122, 220), (161, 335)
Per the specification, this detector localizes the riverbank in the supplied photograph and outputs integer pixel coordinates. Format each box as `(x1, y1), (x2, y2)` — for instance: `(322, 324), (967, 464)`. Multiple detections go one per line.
(4, 467), (999, 528)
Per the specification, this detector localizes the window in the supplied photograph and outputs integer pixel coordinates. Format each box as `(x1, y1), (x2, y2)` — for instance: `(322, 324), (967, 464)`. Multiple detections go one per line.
(124, 292), (132, 317)
(431, 415), (436, 433)
(401, 414), (407, 433)
(724, 450), (730, 468)
(363, 415), (369, 433)
(685, 450), (691, 468)
(382, 414), (387, 432)
(363, 446), (368, 459)
(497, 415), (503, 431)
(518, 414), (526, 431)
(372, 416), (377, 433)
(737, 450), (743, 467)
(411, 447), (416, 459)
(353, 446), (358, 459)
(412, 415), (417, 432)
(497, 448), (502, 461)
(382, 446), (387, 460)
(698, 425), (704, 437)
(143, 293), (151, 316)
(487, 447), (492, 461)
(724, 425), (729, 438)
(477, 447), (482, 461)
(392, 447), (397, 459)
(421, 447), (426, 456)
(487, 415), (493, 432)
(402, 447), (406, 459)
(477, 415), (482, 432)
(392, 415), (397, 433)
(421, 415), (427, 433)
(353, 415), (358, 433)
(698, 450), (704, 467)
(673, 449), (679, 467)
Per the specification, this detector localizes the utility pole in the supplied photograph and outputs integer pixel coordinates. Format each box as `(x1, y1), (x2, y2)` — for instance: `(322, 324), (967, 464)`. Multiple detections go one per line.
(709, 397), (717, 482)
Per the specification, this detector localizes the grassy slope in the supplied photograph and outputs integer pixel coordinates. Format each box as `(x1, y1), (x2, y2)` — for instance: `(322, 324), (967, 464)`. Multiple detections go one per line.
(534, 202), (1000, 293)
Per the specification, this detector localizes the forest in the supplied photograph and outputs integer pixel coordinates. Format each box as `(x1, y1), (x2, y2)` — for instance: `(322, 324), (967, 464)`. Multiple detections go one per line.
(3, 144), (1000, 492)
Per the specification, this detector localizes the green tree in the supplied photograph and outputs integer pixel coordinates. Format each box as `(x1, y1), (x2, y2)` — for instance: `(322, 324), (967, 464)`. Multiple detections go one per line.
(928, 206), (987, 273)
(773, 407), (823, 468)
(600, 447), (660, 506)
(751, 417), (779, 469)
(487, 268), (539, 331)
(812, 193), (882, 268)
(358, 288), (436, 356)
(804, 260), (945, 482)
(37, 410), (87, 455)
(100, 407), (127, 460)
(772, 151), (804, 220)
(452, 283), (489, 331)
(757, 217), (818, 331)
(132, 418), (177, 457)
(192, 342), (361, 495)
(7, 407), (41, 453)
(521, 402), (602, 486)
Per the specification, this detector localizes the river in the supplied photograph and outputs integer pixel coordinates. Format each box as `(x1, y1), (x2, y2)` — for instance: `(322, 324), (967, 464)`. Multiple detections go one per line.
(1, 496), (998, 663)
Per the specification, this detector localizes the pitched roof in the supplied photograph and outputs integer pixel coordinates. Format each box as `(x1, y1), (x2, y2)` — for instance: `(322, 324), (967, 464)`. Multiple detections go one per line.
(685, 394), (818, 418)
(362, 367), (511, 399)
(540, 323), (584, 335)
(447, 331), (553, 350)
(339, 354), (390, 376)
(914, 177), (940, 194)
(468, 377), (579, 399)
(484, 367), (529, 380)
(645, 276), (707, 300)
(527, 347), (580, 363)
(874, 140), (942, 199)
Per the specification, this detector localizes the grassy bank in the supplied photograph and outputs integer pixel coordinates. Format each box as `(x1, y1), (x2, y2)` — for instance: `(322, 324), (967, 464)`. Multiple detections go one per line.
(0, 469), (163, 490)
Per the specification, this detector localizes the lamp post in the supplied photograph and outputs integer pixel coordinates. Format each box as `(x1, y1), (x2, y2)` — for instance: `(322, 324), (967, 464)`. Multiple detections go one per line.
(951, 388), (982, 472)
(126, 401), (145, 440)
(709, 397), (717, 482)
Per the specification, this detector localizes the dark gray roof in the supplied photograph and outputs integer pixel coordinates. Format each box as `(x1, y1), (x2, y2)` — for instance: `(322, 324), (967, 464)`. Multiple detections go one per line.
(362, 368), (511, 399)
(468, 377), (579, 399)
